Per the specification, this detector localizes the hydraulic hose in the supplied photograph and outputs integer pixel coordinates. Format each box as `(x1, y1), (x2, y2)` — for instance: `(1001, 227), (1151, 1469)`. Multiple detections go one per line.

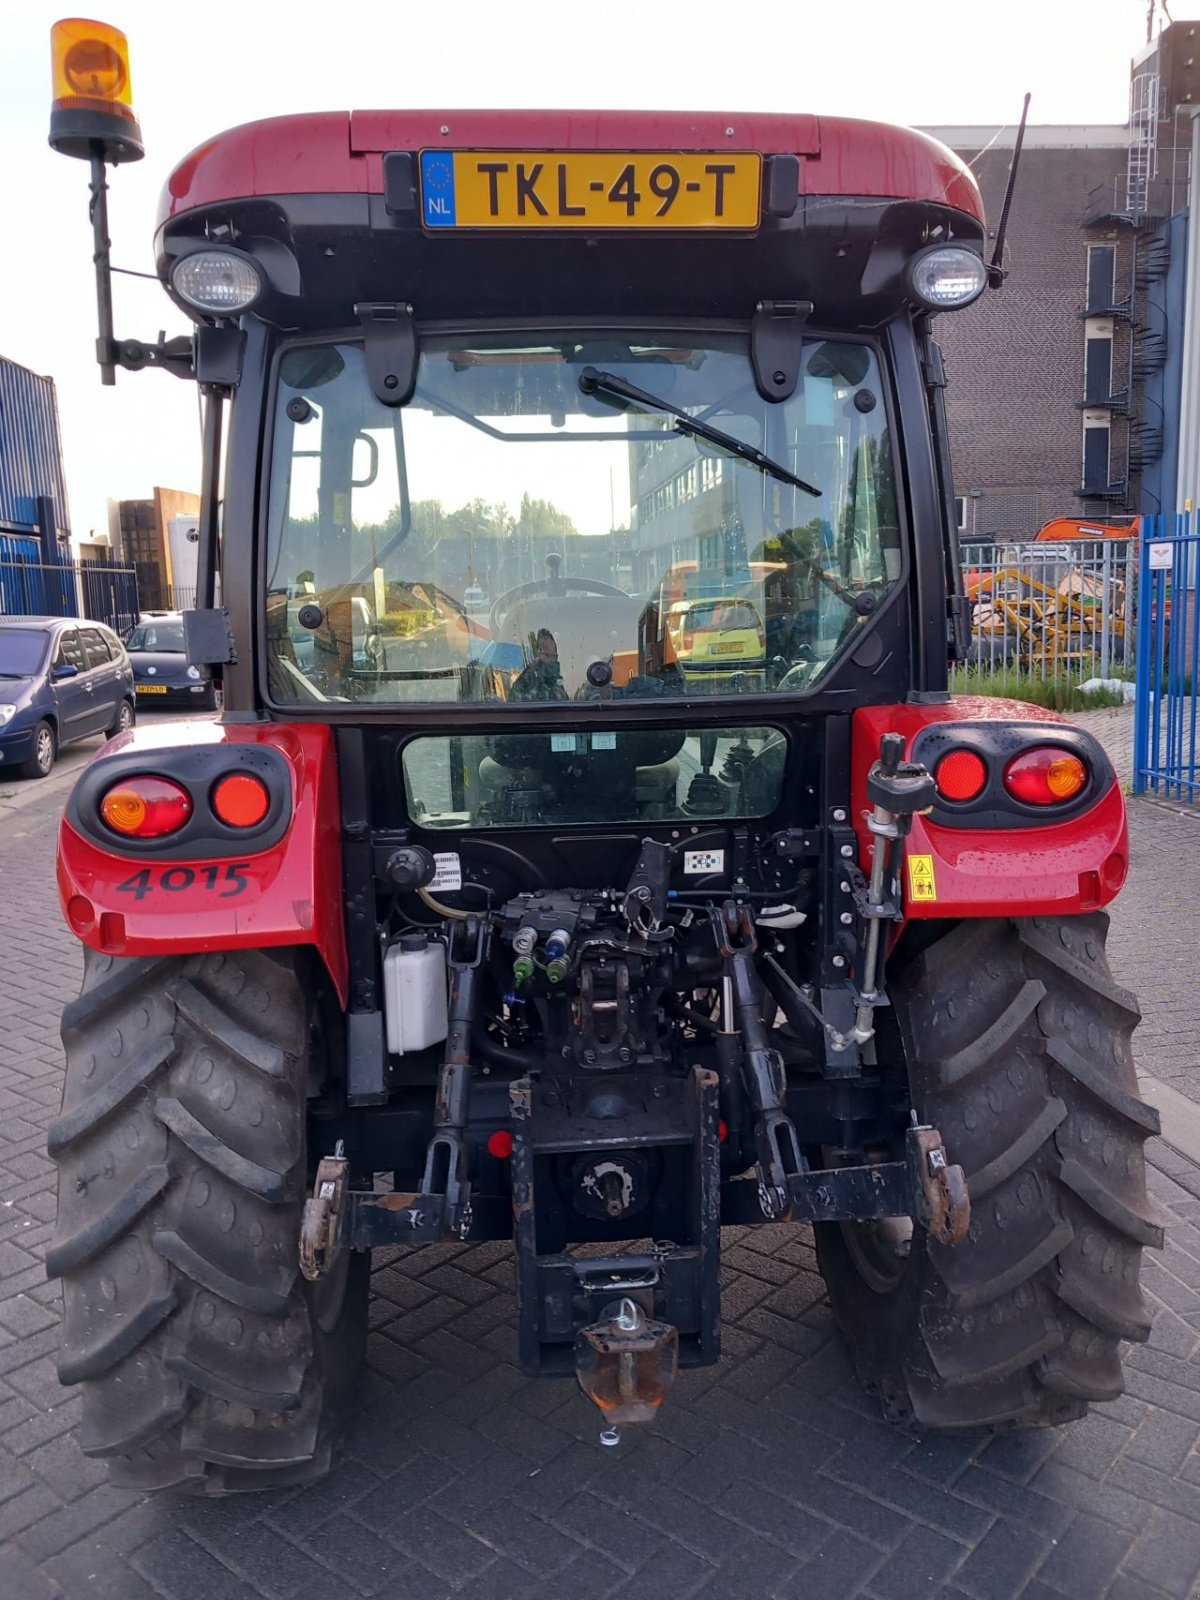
(470, 1021), (542, 1073)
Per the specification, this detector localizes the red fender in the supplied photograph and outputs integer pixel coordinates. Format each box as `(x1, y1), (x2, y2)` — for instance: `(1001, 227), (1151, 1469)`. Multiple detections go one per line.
(57, 720), (348, 1005)
(852, 698), (1129, 919)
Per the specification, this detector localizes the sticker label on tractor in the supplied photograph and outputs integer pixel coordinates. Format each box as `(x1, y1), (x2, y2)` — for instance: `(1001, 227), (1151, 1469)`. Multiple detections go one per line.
(907, 854), (937, 903)
(430, 852), (463, 891)
(684, 849), (725, 875)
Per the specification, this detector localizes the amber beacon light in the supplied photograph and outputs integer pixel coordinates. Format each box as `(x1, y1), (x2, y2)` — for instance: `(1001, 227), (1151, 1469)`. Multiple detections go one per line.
(49, 18), (143, 162)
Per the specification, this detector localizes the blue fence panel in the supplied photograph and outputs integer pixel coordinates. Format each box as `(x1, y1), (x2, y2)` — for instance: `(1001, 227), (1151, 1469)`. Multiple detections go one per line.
(1134, 511), (1200, 802)
(79, 563), (140, 635)
(0, 558), (139, 634)
(0, 557), (74, 620)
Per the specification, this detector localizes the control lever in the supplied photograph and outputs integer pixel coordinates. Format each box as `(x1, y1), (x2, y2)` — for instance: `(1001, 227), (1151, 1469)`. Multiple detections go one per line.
(685, 730), (724, 815)
(854, 733), (936, 1045)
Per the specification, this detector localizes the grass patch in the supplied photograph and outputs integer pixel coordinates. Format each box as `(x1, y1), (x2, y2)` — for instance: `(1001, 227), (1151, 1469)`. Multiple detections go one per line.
(950, 664), (1132, 712)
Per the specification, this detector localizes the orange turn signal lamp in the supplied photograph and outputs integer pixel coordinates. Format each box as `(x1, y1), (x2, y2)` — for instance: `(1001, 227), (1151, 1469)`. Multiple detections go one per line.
(99, 773), (271, 840)
(1003, 748), (1088, 806)
(49, 18), (143, 163)
(100, 778), (192, 839)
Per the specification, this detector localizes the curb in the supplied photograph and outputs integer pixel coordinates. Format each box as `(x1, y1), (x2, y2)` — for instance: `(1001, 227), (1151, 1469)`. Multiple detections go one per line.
(1139, 1073), (1200, 1168)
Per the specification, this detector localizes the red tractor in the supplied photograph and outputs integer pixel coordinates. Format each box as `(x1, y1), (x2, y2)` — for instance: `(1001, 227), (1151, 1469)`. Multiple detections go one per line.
(46, 20), (1159, 1492)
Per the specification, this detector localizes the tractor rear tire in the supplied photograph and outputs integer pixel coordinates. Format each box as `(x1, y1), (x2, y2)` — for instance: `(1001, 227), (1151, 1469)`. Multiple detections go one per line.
(814, 913), (1161, 1430)
(48, 947), (368, 1493)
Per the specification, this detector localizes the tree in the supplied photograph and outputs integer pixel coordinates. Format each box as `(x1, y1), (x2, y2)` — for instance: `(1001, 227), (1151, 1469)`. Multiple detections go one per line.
(514, 492), (577, 542)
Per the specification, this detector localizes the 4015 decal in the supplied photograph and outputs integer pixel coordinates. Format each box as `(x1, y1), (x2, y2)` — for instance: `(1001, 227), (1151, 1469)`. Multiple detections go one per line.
(115, 863), (252, 901)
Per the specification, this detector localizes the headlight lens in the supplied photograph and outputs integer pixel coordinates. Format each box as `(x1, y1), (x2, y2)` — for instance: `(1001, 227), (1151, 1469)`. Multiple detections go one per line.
(0, 706), (15, 726)
(170, 249), (264, 314)
(186, 666), (201, 681)
(908, 246), (988, 310)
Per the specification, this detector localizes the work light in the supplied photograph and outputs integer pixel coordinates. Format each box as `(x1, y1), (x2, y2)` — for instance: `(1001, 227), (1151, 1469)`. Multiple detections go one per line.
(170, 249), (265, 315)
(907, 245), (988, 310)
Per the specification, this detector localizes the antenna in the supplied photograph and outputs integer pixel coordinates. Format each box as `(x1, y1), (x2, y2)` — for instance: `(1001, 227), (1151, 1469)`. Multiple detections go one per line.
(988, 93), (1031, 288)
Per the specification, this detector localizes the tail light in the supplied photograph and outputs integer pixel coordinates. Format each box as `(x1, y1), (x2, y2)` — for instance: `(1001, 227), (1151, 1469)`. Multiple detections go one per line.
(100, 776), (192, 838)
(211, 772), (270, 828)
(934, 750), (987, 802)
(756, 630), (765, 650)
(1003, 748), (1088, 806)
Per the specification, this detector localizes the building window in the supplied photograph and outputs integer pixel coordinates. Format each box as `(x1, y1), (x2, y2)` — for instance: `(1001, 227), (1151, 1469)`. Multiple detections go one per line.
(700, 457), (724, 492)
(954, 496), (967, 531)
(1086, 244), (1115, 313)
(1084, 335), (1113, 405)
(1082, 422), (1111, 493)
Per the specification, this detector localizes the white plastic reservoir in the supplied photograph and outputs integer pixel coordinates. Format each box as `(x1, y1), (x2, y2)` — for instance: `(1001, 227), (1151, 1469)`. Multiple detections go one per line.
(383, 934), (449, 1054)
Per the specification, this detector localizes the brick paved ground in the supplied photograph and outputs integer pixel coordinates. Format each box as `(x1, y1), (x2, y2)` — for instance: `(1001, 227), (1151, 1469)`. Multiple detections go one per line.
(2, 731), (1200, 1600)
(1063, 704), (1200, 1109)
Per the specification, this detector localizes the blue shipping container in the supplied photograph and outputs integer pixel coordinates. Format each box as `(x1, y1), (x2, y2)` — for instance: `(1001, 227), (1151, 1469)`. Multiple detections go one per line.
(0, 355), (71, 555)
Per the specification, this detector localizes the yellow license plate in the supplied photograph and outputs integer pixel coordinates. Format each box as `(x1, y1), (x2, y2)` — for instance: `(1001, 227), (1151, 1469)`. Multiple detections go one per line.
(136, 684), (168, 694)
(420, 150), (761, 230)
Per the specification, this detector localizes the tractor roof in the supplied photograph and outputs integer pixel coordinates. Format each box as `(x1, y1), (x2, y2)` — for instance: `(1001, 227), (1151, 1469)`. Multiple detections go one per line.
(158, 110), (984, 227)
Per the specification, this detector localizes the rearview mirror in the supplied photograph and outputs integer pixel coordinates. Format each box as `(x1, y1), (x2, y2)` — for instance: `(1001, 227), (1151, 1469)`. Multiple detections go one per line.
(52, 663), (79, 680)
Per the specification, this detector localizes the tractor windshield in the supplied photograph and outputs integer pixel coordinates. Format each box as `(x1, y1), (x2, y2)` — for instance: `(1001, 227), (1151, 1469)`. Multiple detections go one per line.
(264, 330), (900, 706)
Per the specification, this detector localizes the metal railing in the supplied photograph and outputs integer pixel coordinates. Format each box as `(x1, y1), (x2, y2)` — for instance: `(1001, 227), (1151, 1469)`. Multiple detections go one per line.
(0, 557), (140, 635)
(1134, 512), (1199, 803)
(952, 538), (1136, 691)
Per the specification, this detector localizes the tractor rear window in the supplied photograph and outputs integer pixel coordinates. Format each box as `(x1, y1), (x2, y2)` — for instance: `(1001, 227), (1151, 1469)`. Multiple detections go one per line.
(264, 331), (900, 707)
(402, 726), (785, 828)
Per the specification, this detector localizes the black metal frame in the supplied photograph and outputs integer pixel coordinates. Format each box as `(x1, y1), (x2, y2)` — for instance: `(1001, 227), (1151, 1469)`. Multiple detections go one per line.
(240, 313), (931, 726)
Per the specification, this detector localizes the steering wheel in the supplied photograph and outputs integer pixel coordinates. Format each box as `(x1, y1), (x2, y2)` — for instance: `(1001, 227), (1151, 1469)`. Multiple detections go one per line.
(489, 574), (632, 633)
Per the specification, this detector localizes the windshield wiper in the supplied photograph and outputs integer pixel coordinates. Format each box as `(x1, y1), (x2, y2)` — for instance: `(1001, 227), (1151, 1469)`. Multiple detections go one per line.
(578, 367), (821, 498)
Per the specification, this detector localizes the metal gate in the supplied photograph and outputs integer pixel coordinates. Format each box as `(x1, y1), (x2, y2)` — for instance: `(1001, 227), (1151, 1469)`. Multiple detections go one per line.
(954, 538), (1136, 686)
(0, 557), (140, 635)
(1134, 512), (1199, 802)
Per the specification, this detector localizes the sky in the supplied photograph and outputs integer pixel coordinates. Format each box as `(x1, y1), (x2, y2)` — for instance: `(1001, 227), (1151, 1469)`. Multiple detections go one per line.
(3, 0), (1160, 546)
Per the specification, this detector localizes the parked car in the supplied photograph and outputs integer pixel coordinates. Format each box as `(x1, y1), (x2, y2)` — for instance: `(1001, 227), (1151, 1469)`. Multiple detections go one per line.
(0, 616), (135, 779)
(665, 596), (767, 685)
(123, 614), (219, 710)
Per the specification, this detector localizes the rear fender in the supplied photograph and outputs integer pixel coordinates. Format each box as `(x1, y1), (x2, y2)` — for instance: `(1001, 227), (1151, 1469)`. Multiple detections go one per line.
(852, 698), (1129, 919)
(56, 720), (348, 1004)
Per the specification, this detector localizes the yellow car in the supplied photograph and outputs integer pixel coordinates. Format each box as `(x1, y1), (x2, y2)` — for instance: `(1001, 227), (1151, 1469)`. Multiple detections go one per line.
(666, 597), (766, 683)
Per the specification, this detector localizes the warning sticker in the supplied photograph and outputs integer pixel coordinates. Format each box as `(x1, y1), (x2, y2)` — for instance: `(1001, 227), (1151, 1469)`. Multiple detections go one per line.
(907, 854), (938, 903)
(430, 852), (463, 892)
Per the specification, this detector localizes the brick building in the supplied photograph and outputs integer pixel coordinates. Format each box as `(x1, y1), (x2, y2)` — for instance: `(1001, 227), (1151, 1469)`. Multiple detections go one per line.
(108, 484), (200, 610)
(926, 126), (1132, 540)
(928, 98), (1195, 541)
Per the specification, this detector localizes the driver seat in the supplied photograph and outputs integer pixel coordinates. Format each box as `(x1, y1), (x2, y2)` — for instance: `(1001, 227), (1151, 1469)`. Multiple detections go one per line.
(496, 595), (644, 696)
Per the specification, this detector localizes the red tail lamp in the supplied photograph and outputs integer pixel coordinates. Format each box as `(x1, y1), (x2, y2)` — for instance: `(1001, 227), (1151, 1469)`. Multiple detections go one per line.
(487, 1130), (513, 1160)
(211, 773), (270, 828)
(100, 776), (192, 838)
(934, 749), (987, 802)
(1003, 748), (1088, 806)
